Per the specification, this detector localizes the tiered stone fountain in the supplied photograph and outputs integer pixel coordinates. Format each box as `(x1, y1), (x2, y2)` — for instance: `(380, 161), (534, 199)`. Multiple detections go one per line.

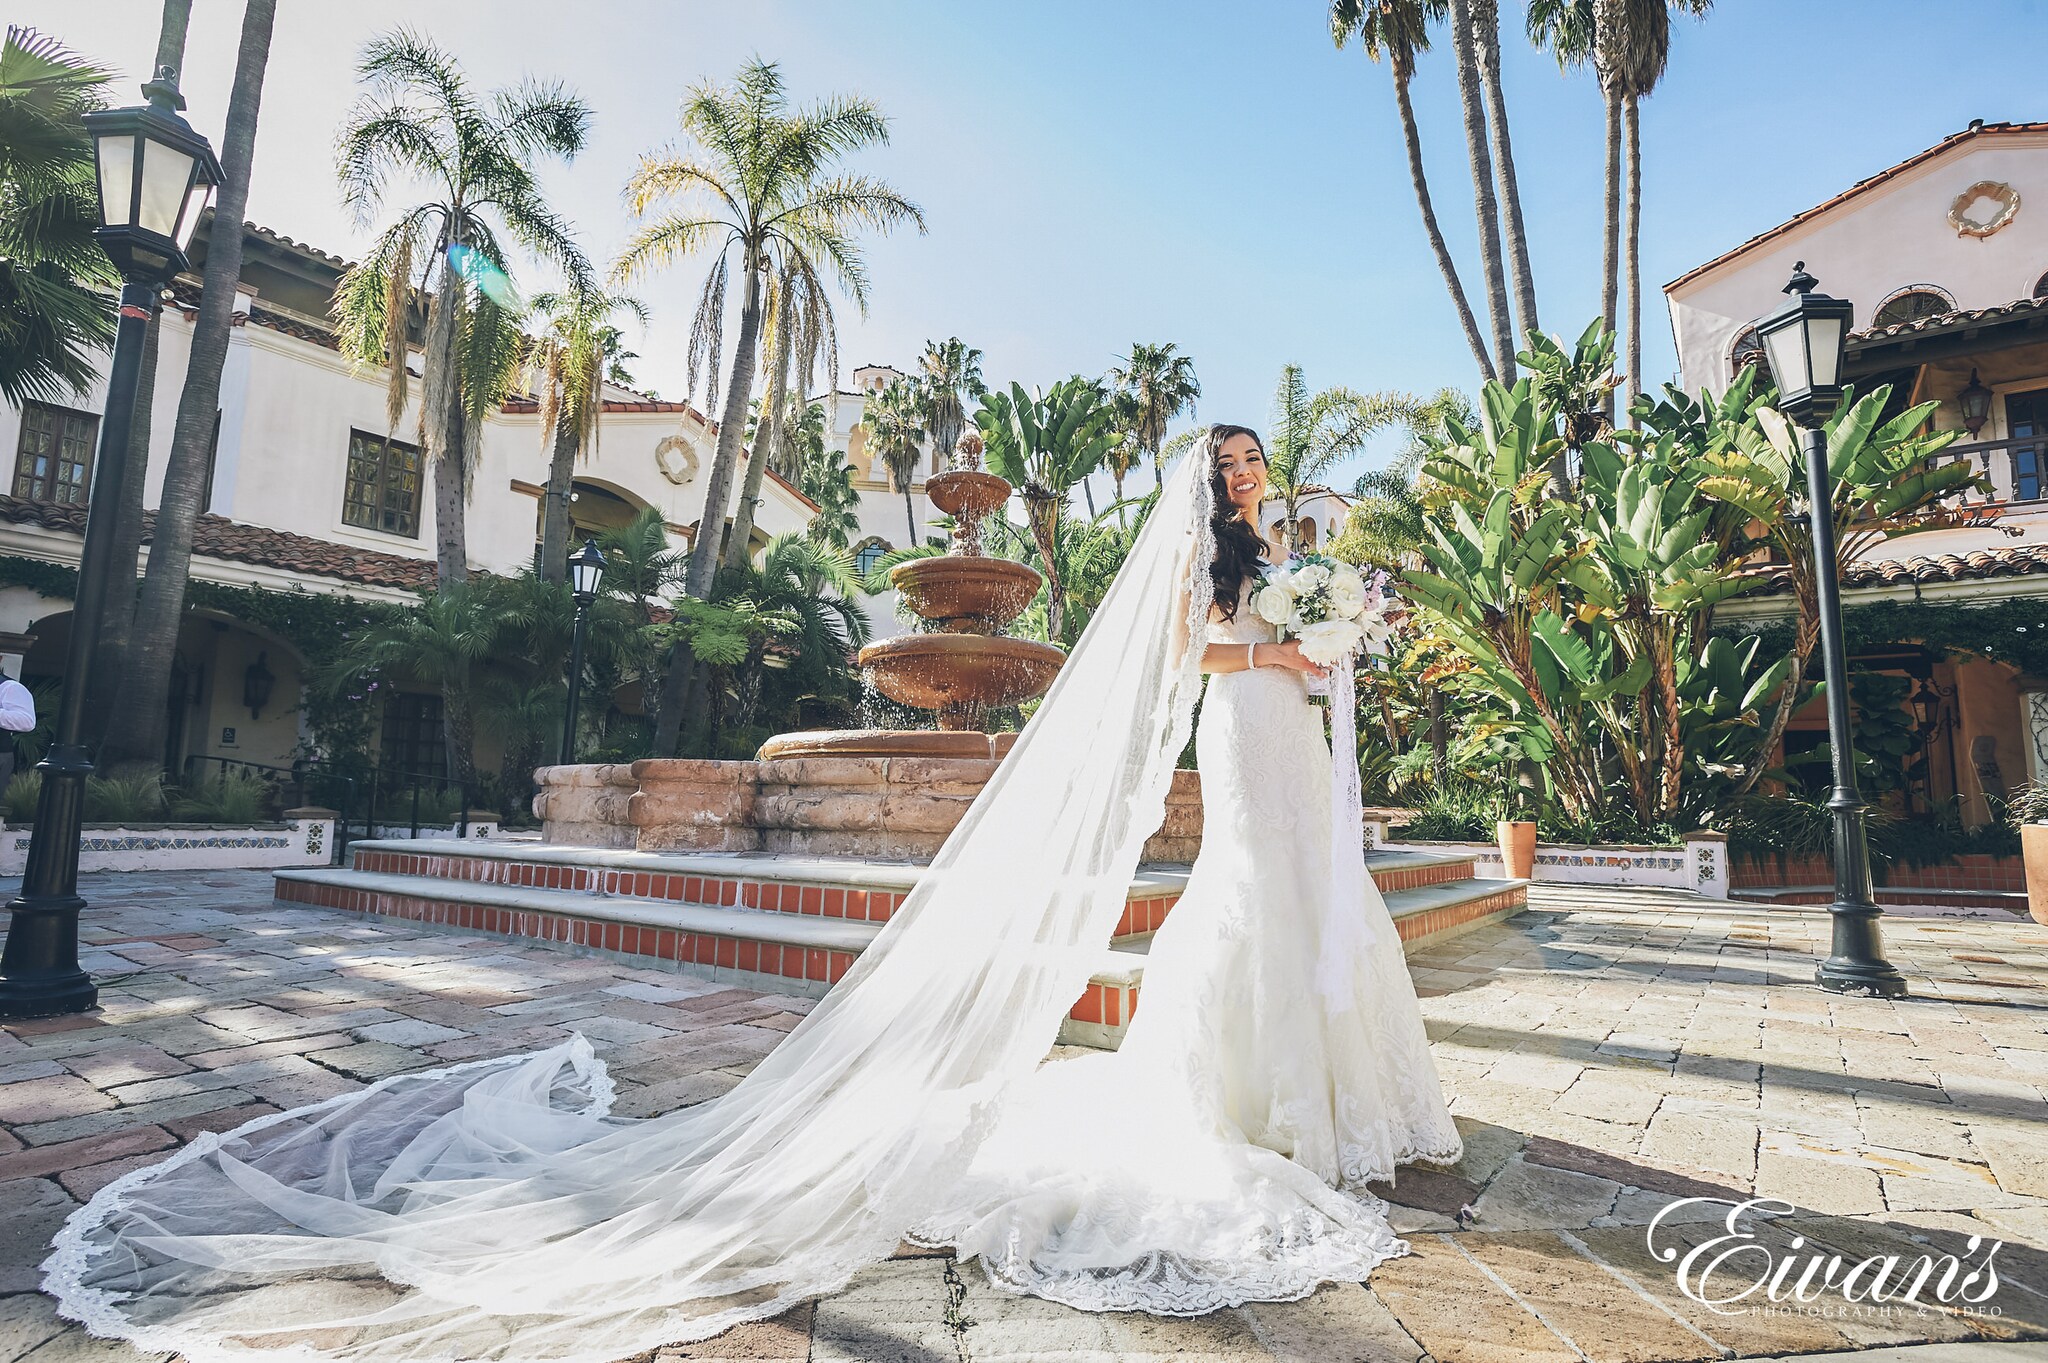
(527, 440), (1172, 863)
(757, 437), (1065, 761)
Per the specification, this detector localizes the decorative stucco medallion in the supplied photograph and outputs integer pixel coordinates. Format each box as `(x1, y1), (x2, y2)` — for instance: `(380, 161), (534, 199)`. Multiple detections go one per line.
(1949, 180), (2021, 238)
(655, 433), (700, 485)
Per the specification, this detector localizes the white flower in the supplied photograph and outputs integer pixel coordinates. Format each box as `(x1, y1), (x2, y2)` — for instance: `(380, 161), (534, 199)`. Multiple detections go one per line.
(1290, 561), (1330, 593)
(1297, 618), (1364, 666)
(1326, 566), (1368, 619)
(1252, 582), (1295, 626)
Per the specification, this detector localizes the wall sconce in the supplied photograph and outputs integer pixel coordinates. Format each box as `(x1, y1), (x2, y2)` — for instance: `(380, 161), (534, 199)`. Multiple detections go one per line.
(1958, 368), (1993, 438)
(243, 651), (275, 719)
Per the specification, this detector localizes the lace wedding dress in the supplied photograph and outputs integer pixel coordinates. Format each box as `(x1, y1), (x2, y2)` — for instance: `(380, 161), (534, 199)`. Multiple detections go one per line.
(911, 584), (1461, 1312)
(43, 445), (1458, 1363)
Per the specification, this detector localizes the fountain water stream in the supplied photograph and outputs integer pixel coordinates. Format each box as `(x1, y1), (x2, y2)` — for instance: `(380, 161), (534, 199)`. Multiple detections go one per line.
(757, 438), (1064, 761)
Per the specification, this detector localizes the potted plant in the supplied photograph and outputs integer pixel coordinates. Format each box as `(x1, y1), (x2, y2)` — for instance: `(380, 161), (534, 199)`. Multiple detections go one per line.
(1496, 777), (1537, 881)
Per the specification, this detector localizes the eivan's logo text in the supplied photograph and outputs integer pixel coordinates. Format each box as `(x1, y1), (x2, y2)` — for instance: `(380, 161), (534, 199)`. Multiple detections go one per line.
(1646, 1198), (2003, 1316)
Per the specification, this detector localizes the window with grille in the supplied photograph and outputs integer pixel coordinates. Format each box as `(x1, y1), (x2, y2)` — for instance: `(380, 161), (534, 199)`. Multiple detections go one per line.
(13, 402), (98, 505)
(380, 691), (446, 777)
(342, 429), (423, 536)
(1871, 289), (1952, 329)
(854, 539), (891, 578)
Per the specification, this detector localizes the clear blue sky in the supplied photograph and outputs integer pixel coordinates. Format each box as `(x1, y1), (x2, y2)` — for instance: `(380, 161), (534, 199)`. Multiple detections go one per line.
(42, 0), (2048, 490)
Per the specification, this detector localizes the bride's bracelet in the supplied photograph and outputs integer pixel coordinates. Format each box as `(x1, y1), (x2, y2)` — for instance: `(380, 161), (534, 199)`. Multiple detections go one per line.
(1247, 642), (1259, 671)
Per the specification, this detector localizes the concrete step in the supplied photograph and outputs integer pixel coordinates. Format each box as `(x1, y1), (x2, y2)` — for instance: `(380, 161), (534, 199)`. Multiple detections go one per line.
(277, 855), (1527, 1048)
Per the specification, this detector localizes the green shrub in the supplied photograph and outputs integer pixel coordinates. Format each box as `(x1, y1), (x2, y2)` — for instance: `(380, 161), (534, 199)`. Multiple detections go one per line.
(3, 770), (39, 821)
(171, 771), (276, 824)
(84, 772), (167, 823)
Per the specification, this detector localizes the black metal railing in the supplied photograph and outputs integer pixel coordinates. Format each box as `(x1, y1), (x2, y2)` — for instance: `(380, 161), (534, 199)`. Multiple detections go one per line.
(179, 755), (478, 861)
(1937, 434), (2047, 504)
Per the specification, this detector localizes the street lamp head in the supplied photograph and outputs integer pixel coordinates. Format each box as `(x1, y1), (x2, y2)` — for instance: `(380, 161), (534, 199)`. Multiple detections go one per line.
(570, 538), (607, 603)
(81, 67), (222, 285)
(1958, 368), (1994, 438)
(1754, 262), (1855, 426)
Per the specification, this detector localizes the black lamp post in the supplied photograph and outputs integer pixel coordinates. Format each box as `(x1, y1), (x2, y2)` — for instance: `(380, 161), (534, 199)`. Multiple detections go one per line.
(559, 539), (606, 766)
(0, 70), (220, 1019)
(1753, 263), (1909, 998)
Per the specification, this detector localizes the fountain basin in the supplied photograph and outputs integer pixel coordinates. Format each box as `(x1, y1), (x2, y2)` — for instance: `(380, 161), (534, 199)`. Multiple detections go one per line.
(889, 556), (1043, 633)
(925, 469), (1013, 522)
(859, 633), (1065, 730)
(757, 729), (1007, 761)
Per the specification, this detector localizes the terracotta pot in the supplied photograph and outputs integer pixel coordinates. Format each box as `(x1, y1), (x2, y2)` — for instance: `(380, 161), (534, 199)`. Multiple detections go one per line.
(1497, 819), (1537, 881)
(2022, 823), (2048, 926)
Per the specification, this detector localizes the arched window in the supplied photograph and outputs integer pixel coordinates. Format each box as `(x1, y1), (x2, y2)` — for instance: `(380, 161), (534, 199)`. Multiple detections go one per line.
(853, 536), (891, 579)
(1730, 326), (1773, 387)
(2033, 270), (2048, 300)
(1872, 286), (1956, 330)
(1297, 515), (1318, 548)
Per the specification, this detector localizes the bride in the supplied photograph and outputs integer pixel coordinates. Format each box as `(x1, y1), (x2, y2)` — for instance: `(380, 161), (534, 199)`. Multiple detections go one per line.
(45, 424), (1459, 1362)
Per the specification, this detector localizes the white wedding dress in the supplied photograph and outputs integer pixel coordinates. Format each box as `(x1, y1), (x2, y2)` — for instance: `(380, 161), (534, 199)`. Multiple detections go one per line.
(913, 585), (1460, 1312)
(43, 448), (1458, 1363)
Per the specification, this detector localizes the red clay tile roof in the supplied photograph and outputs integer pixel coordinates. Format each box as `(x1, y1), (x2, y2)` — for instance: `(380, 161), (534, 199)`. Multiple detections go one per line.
(1665, 121), (2048, 293)
(1740, 541), (2048, 596)
(1850, 293), (2048, 344)
(0, 495), (435, 592)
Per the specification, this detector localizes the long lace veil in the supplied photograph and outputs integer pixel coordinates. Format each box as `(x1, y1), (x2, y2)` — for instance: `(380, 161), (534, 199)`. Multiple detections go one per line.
(45, 448), (1218, 1363)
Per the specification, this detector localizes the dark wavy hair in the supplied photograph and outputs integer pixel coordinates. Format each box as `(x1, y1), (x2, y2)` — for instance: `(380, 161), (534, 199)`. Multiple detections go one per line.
(1204, 423), (1269, 620)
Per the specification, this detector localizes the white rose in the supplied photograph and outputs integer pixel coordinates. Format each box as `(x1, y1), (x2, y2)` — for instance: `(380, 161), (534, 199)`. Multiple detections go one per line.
(1251, 582), (1295, 626)
(1326, 567), (1368, 619)
(1297, 618), (1364, 666)
(1290, 562), (1330, 593)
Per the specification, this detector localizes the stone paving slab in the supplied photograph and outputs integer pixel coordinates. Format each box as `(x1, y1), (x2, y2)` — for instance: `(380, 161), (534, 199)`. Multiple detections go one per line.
(0, 870), (2044, 1362)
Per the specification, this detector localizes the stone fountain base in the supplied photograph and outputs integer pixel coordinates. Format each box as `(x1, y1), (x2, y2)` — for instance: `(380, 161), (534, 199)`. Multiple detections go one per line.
(535, 756), (1202, 864)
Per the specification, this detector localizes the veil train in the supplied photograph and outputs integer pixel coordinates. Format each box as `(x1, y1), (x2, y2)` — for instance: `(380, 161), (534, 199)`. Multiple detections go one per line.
(44, 450), (1219, 1363)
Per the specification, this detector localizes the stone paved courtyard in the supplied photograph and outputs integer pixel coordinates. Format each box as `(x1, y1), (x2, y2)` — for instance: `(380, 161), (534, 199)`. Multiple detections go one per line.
(1, 869), (2046, 1363)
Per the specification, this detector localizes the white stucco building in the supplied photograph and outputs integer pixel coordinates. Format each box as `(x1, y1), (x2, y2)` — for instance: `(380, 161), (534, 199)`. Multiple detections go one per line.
(1666, 118), (2048, 822)
(0, 216), (816, 778)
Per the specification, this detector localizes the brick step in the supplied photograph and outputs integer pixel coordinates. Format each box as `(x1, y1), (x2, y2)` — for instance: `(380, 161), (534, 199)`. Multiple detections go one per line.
(276, 855), (1526, 1048)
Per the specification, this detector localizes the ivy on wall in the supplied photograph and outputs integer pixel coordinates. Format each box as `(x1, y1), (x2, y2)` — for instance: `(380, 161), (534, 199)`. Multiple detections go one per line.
(0, 554), (400, 760)
(1727, 594), (2048, 678)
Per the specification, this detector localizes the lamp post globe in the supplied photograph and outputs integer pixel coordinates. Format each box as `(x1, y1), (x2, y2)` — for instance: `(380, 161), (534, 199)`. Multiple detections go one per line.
(559, 540), (607, 767)
(0, 71), (220, 1019)
(1754, 264), (1908, 998)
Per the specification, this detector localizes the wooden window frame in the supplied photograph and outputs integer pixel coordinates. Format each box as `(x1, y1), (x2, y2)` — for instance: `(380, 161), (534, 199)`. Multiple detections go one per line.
(13, 401), (100, 506)
(342, 428), (424, 538)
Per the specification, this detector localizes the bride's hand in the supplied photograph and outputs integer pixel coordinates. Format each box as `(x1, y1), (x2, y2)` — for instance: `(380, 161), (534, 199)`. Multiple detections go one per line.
(1261, 640), (1330, 677)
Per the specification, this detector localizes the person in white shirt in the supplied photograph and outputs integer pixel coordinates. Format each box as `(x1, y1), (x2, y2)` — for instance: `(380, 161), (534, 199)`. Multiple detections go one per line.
(0, 670), (36, 795)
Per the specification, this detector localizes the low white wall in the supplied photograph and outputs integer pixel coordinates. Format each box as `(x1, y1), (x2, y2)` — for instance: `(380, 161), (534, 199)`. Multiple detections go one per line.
(1368, 821), (1731, 898)
(0, 811), (336, 875)
(364, 815), (502, 841)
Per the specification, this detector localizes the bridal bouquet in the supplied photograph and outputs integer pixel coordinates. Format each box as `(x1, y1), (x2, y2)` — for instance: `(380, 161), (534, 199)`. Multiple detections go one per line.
(1250, 553), (1397, 669)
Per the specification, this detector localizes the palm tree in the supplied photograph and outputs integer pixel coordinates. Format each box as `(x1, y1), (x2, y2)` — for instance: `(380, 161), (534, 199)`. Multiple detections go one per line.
(100, 0), (278, 770)
(772, 393), (827, 482)
(527, 286), (647, 581)
(915, 337), (985, 472)
(329, 29), (592, 587)
(1265, 365), (1417, 552)
(332, 585), (504, 788)
(1469, 0), (1538, 345)
(1528, 0), (1616, 403)
(1330, 2), (1495, 381)
(1615, 0), (1710, 422)
(0, 26), (116, 405)
(726, 261), (838, 571)
(1444, 0), (1516, 379)
(1529, 0), (1710, 421)
(865, 376), (927, 544)
(615, 58), (921, 756)
(1107, 342), (1200, 490)
(1335, 388), (1471, 568)
(797, 446), (862, 550)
